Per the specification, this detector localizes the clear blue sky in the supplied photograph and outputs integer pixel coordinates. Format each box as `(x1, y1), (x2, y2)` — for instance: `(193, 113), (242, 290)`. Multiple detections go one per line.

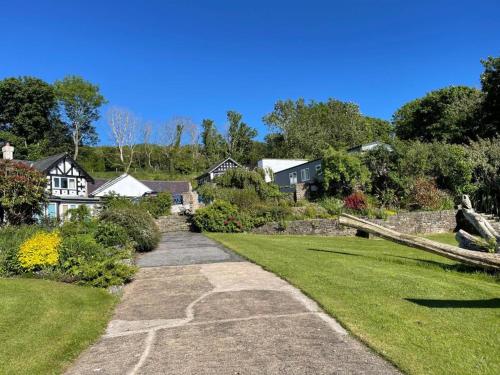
(0, 0), (498, 144)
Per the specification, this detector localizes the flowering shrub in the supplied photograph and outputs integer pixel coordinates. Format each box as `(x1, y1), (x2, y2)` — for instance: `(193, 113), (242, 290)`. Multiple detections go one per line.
(344, 191), (368, 211)
(18, 231), (61, 270)
(408, 178), (454, 211)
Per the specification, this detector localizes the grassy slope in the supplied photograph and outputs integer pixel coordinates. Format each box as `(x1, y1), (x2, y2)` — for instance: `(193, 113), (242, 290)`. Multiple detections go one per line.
(0, 279), (116, 375)
(208, 232), (500, 375)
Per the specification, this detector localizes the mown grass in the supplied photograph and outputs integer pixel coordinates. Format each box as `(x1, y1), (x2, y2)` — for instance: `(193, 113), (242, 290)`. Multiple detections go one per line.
(0, 279), (116, 375)
(208, 232), (500, 375)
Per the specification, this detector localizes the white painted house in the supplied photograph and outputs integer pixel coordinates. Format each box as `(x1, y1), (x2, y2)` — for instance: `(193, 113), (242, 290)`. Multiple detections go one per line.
(90, 174), (153, 198)
(257, 158), (309, 182)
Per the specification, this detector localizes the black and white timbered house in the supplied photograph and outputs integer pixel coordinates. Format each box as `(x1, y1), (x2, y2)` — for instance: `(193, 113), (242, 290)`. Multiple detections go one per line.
(1, 144), (100, 219)
(195, 157), (241, 185)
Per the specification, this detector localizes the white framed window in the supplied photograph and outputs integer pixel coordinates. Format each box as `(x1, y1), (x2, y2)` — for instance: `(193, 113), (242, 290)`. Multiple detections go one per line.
(301, 168), (310, 181)
(315, 164), (322, 176)
(53, 177), (76, 190)
(289, 171), (297, 185)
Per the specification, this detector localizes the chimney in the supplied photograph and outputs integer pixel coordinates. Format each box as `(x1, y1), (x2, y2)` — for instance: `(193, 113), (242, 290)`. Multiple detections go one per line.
(2, 142), (14, 160)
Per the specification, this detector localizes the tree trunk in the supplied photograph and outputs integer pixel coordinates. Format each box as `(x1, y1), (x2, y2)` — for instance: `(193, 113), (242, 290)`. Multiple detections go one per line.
(338, 213), (500, 271)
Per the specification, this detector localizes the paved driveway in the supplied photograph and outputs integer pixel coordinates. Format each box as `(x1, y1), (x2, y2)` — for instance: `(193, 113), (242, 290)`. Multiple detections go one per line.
(66, 233), (400, 375)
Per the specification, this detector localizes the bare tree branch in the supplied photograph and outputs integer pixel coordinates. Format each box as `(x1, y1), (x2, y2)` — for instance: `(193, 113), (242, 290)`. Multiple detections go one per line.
(107, 106), (140, 173)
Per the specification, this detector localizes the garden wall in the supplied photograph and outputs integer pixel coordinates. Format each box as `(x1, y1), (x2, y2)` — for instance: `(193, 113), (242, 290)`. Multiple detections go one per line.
(251, 210), (457, 236)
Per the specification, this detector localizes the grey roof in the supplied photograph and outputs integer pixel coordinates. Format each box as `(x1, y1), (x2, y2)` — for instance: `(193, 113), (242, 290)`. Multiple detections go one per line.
(87, 177), (190, 196)
(140, 180), (190, 194)
(30, 153), (68, 172)
(87, 179), (109, 194)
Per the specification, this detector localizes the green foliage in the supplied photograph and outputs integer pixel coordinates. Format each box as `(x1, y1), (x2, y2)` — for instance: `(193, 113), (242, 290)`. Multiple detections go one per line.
(263, 98), (392, 158)
(59, 234), (135, 287)
(479, 56), (500, 139)
(201, 119), (226, 165)
(0, 225), (40, 276)
(67, 204), (92, 222)
(139, 192), (173, 218)
(54, 75), (106, 159)
(467, 137), (500, 216)
(322, 147), (370, 196)
(407, 178), (454, 211)
(100, 193), (135, 210)
(226, 111), (258, 164)
(214, 167), (281, 200)
(0, 76), (68, 151)
(0, 160), (48, 225)
(393, 86), (483, 143)
(99, 208), (160, 252)
(193, 200), (250, 232)
(94, 221), (129, 247)
(318, 197), (345, 216)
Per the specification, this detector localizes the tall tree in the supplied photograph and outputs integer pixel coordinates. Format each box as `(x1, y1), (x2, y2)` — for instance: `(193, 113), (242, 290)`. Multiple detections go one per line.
(142, 121), (154, 169)
(225, 111), (257, 163)
(54, 76), (106, 159)
(107, 107), (139, 173)
(161, 116), (193, 172)
(263, 98), (391, 158)
(0, 76), (64, 153)
(201, 119), (225, 165)
(479, 56), (500, 138)
(393, 86), (483, 143)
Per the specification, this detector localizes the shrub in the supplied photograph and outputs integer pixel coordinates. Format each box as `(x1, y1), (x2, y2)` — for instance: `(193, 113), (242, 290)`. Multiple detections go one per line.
(193, 200), (248, 232)
(344, 192), (368, 211)
(0, 160), (48, 225)
(318, 197), (344, 216)
(100, 193), (135, 210)
(214, 167), (281, 200)
(94, 221), (130, 247)
(322, 147), (371, 196)
(0, 225), (42, 275)
(408, 178), (454, 211)
(99, 208), (160, 252)
(59, 219), (97, 238)
(18, 231), (61, 271)
(140, 192), (173, 218)
(59, 234), (136, 287)
(66, 205), (92, 222)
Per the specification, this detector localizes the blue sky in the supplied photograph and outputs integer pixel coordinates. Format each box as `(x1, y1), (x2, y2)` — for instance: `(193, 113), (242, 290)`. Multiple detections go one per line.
(0, 0), (498, 144)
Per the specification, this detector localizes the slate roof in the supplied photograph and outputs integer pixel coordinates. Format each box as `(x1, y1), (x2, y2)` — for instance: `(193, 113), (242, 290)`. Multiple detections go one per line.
(87, 179), (110, 195)
(140, 180), (190, 195)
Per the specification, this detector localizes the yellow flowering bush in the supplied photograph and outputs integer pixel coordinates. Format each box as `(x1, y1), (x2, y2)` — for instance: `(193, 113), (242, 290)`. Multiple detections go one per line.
(18, 231), (62, 270)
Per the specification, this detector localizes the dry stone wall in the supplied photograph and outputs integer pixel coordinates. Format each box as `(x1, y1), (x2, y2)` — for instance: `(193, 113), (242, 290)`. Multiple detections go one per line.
(251, 210), (457, 236)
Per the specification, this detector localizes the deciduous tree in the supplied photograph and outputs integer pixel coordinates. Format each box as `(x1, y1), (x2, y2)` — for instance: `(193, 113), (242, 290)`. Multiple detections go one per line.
(54, 76), (106, 159)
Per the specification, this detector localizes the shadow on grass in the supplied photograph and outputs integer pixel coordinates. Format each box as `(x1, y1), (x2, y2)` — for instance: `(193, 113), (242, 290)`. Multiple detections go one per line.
(387, 254), (491, 274)
(405, 298), (500, 308)
(307, 248), (361, 256)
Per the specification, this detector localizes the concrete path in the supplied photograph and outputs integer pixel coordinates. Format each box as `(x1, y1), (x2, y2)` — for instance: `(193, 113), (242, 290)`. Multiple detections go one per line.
(66, 233), (400, 375)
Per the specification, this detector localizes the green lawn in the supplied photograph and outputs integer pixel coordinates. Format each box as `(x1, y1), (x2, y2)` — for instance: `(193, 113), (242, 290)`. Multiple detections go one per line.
(208, 232), (500, 375)
(0, 278), (116, 375)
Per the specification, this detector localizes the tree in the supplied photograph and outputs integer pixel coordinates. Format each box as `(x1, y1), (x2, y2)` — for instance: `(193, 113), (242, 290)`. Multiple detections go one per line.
(0, 160), (47, 225)
(263, 98), (391, 158)
(0, 76), (68, 157)
(225, 111), (257, 164)
(161, 116), (193, 172)
(201, 119), (225, 165)
(322, 147), (371, 197)
(107, 107), (139, 173)
(393, 86), (483, 143)
(142, 121), (154, 169)
(479, 56), (500, 138)
(54, 76), (106, 160)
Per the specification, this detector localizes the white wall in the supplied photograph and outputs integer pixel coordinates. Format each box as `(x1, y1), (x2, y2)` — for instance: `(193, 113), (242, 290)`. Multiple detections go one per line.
(94, 174), (152, 197)
(257, 159), (308, 182)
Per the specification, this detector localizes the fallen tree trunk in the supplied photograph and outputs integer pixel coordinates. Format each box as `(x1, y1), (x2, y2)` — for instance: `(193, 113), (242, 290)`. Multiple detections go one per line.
(338, 213), (500, 271)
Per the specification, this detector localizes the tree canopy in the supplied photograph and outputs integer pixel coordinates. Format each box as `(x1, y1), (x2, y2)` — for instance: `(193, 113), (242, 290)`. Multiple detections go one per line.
(393, 86), (483, 143)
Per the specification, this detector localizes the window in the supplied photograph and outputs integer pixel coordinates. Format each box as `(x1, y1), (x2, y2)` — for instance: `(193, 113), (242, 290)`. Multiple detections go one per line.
(289, 171), (297, 185)
(315, 164), (322, 176)
(300, 168), (310, 181)
(53, 177), (75, 190)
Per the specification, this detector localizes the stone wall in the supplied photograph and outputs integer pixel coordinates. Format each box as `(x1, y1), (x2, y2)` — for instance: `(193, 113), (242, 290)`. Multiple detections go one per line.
(251, 219), (357, 236)
(251, 210), (457, 236)
(372, 210), (457, 234)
